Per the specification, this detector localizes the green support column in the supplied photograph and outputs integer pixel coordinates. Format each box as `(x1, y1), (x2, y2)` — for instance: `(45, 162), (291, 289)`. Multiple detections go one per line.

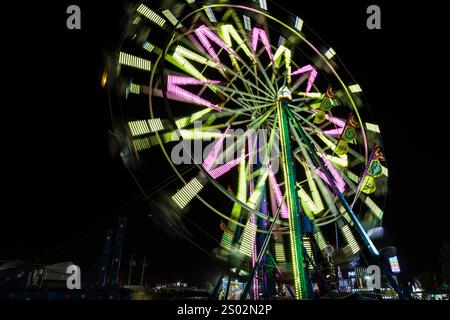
(276, 87), (310, 299)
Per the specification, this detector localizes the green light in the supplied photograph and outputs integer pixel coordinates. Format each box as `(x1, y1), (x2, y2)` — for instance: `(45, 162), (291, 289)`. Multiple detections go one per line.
(313, 231), (327, 252)
(365, 196), (384, 220)
(273, 46), (292, 83)
(137, 4), (166, 27)
(220, 24), (254, 62)
(341, 225), (361, 255)
(162, 9), (182, 28)
(119, 52), (151, 71)
(277, 100), (309, 299)
(172, 178), (204, 209)
(175, 108), (211, 129)
(129, 83), (141, 94)
(239, 220), (257, 257)
(274, 242), (286, 262)
(132, 137), (151, 151)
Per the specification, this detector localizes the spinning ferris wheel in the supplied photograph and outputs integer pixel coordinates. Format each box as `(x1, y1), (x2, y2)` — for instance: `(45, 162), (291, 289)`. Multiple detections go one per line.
(105, 0), (405, 300)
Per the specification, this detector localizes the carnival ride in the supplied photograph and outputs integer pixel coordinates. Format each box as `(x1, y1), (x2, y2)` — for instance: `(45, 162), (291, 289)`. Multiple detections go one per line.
(105, 0), (405, 300)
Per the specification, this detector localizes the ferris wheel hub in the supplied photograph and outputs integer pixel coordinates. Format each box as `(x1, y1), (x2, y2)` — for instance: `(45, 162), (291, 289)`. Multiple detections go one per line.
(276, 86), (292, 101)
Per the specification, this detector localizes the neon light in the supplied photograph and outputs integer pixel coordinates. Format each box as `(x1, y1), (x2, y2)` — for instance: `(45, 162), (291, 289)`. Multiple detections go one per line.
(315, 153), (346, 193)
(209, 154), (247, 179)
(128, 119), (164, 136)
(143, 42), (154, 53)
(194, 25), (235, 68)
(365, 196), (384, 220)
(202, 127), (230, 172)
(251, 28), (273, 60)
(220, 24), (253, 61)
(268, 167), (289, 219)
(132, 137), (151, 151)
(348, 84), (363, 93)
(239, 220), (257, 257)
(167, 75), (221, 110)
(314, 231), (327, 251)
(137, 4), (166, 27)
(129, 83), (141, 94)
(119, 52), (151, 71)
(247, 169), (269, 210)
(365, 122), (380, 133)
(367, 227), (384, 239)
(230, 147), (247, 220)
(203, 7), (217, 22)
(161, 130), (229, 142)
(171, 45), (220, 83)
(324, 48), (336, 60)
(389, 256), (401, 273)
(175, 108), (211, 129)
(347, 171), (360, 183)
(341, 225), (360, 255)
(220, 228), (233, 250)
(259, 0), (268, 10)
(274, 243), (286, 262)
(303, 236), (314, 270)
(381, 165), (388, 177)
(162, 10), (182, 28)
(327, 155), (348, 168)
(172, 177), (203, 209)
(132, 16), (141, 25)
(297, 162), (324, 217)
(291, 65), (318, 94)
(323, 128), (344, 136)
(294, 17), (303, 31)
(277, 102), (309, 299)
(243, 15), (251, 31)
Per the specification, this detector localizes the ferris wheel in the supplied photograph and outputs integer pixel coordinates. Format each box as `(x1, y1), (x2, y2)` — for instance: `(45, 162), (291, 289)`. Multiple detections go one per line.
(105, 0), (403, 300)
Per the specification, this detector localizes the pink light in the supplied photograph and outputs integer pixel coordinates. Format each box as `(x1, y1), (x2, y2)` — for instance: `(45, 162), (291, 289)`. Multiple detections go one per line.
(268, 167), (289, 219)
(202, 126), (230, 172)
(290, 64), (318, 94)
(194, 25), (235, 68)
(315, 153), (346, 193)
(209, 154), (249, 179)
(323, 128), (344, 136)
(167, 75), (221, 111)
(251, 28), (274, 60)
(325, 114), (345, 127)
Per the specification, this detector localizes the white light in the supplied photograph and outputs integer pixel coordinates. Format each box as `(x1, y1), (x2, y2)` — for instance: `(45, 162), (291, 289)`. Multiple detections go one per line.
(294, 17), (303, 31)
(162, 10), (182, 28)
(324, 48), (336, 60)
(172, 178), (204, 209)
(119, 52), (151, 71)
(137, 4), (166, 27)
(365, 122), (380, 133)
(348, 84), (363, 93)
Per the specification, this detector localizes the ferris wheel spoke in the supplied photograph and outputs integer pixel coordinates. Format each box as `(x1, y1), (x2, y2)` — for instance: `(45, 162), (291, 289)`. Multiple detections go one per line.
(289, 119), (340, 217)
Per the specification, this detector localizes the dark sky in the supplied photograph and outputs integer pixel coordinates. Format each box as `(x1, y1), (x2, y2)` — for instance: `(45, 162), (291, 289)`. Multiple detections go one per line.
(1, 0), (448, 288)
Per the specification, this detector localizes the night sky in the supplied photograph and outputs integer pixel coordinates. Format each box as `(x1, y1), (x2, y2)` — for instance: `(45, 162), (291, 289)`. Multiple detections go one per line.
(1, 0), (447, 288)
